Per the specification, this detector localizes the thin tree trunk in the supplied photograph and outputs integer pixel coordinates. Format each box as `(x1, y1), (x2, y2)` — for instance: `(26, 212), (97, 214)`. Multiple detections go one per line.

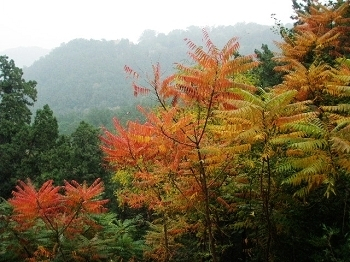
(197, 148), (218, 262)
(203, 174), (218, 262)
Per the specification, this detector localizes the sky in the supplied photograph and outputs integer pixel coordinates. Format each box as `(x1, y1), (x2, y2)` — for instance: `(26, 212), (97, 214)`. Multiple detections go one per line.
(0, 0), (295, 51)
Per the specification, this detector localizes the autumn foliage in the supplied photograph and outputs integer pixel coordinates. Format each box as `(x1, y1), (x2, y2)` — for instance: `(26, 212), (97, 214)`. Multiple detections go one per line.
(101, 29), (260, 261)
(101, 1), (350, 261)
(1, 1), (350, 262)
(3, 178), (110, 261)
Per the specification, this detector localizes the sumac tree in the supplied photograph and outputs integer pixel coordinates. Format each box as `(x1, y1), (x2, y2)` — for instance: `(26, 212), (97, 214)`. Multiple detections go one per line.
(0, 178), (144, 261)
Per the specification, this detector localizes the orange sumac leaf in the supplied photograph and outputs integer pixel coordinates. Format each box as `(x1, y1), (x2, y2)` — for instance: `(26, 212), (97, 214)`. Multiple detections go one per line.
(64, 178), (108, 214)
(9, 179), (61, 227)
(124, 65), (139, 79)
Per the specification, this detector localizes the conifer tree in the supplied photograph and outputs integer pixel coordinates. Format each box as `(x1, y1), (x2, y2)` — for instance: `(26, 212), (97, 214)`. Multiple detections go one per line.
(0, 56), (37, 198)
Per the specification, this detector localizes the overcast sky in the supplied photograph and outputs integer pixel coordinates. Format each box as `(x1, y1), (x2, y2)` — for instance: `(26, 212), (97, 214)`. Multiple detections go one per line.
(0, 0), (295, 51)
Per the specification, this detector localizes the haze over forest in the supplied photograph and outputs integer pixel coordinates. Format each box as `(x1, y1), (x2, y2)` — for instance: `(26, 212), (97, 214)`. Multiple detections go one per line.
(2, 23), (284, 133)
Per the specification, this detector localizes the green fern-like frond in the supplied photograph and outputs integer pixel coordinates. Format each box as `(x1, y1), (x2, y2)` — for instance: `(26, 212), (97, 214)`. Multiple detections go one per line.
(236, 126), (262, 142)
(284, 100), (314, 112)
(279, 154), (325, 175)
(334, 116), (350, 128)
(229, 88), (264, 107)
(276, 112), (317, 129)
(224, 144), (252, 154)
(224, 104), (261, 122)
(291, 138), (328, 152)
(277, 161), (295, 174)
(322, 104), (350, 113)
(265, 90), (297, 112)
(283, 169), (326, 188)
(270, 132), (305, 145)
(325, 84), (350, 97)
(297, 159), (328, 178)
(285, 121), (325, 138)
(281, 151), (336, 197)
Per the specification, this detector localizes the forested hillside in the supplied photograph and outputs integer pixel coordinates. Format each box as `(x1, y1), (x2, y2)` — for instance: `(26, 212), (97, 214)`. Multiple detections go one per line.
(2, 1), (350, 261)
(23, 23), (282, 133)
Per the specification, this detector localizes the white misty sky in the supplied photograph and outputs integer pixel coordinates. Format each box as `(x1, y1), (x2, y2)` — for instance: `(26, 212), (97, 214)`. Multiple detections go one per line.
(0, 0), (295, 51)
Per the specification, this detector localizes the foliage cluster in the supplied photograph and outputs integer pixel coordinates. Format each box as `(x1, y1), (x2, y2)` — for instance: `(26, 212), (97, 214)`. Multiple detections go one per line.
(0, 179), (144, 261)
(101, 1), (350, 261)
(0, 54), (146, 260)
(1, 1), (350, 261)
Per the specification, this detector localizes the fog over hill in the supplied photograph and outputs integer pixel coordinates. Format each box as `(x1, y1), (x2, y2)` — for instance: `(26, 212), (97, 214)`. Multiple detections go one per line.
(0, 46), (51, 68)
(22, 23), (283, 133)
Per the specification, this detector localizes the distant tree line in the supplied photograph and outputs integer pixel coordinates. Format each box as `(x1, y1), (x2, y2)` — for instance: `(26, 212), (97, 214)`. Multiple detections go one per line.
(23, 24), (282, 134)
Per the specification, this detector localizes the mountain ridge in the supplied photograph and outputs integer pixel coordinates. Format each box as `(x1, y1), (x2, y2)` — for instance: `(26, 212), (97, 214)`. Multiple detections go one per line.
(22, 23), (283, 133)
(0, 46), (51, 68)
